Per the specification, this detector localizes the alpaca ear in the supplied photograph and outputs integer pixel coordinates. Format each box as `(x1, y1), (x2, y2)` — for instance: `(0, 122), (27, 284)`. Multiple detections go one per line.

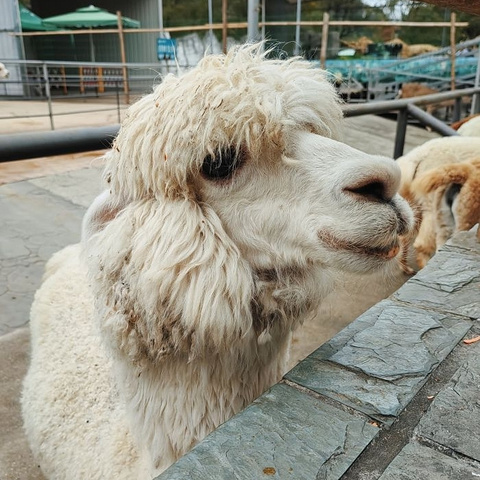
(84, 197), (254, 364)
(81, 190), (125, 243)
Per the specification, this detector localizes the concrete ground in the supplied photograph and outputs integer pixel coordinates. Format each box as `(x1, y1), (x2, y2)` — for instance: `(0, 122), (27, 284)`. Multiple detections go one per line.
(0, 98), (128, 134)
(0, 105), (439, 480)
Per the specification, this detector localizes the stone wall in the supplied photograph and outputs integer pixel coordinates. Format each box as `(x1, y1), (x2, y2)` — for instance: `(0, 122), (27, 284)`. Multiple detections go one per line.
(156, 226), (480, 479)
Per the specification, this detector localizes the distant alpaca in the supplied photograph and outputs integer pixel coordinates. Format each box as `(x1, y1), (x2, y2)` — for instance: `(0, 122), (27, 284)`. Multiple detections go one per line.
(0, 62), (9, 79)
(397, 82), (470, 117)
(22, 44), (413, 479)
(397, 136), (480, 268)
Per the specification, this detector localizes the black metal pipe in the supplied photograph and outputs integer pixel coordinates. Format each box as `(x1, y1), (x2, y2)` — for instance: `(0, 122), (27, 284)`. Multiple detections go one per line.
(0, 125), (120, 162)
(394, 109), (408, 159)
(452, 97), (462, 123)
(406, 104), (459, 137)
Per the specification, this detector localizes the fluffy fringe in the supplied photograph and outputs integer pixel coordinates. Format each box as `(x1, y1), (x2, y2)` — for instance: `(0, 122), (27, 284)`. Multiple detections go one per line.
(104, 43), (343, 202)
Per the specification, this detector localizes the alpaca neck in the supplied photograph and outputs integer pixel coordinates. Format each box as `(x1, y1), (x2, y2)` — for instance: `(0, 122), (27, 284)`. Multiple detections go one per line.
(116, 330), (291, 475)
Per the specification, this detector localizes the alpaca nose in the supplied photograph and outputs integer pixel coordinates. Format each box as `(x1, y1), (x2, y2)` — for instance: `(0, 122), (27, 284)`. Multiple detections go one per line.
(344, 178), (390, 203)
(343, 159), (401, 203)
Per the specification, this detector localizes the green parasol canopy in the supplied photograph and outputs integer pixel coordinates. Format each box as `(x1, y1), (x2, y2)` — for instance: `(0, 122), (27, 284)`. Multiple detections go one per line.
(43, 5), (140, 29)
(20, 6), (58, 31)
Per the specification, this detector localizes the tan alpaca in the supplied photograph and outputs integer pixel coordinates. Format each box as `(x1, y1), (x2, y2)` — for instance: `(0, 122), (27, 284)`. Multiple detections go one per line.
(397, 136), (480, 270)
(412, 157), (480, 256)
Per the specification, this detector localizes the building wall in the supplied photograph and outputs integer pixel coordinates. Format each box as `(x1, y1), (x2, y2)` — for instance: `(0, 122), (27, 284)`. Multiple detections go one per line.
(0, 0), (25, 95)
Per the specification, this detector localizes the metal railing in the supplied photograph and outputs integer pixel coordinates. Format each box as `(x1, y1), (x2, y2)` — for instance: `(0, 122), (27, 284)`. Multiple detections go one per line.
(0, 87), (479, 163)
(0, 59), (177, 131)
(343, 87), (480, 157)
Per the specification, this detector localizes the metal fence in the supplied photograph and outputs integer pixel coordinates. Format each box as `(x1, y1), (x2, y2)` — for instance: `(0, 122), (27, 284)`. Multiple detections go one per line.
(1, 86), (479, 163)
(0, 58), (183, 130)
(1, 35), (479, 132)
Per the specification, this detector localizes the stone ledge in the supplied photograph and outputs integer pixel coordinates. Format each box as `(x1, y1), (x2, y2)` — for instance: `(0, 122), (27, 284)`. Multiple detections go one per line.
(156, 227), (480, 480)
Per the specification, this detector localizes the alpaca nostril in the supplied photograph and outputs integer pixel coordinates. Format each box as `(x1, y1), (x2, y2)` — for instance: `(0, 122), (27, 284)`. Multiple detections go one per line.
(345, 179), (389, 203)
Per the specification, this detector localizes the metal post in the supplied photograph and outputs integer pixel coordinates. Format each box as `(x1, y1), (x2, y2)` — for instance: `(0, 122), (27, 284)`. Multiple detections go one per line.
(208, 0), (214, 51)
(261, 0), (265, 42)
(158, 0), (164, 34)
(42, 63), (54, 131)
(294, 0), (302, 56)
(394, 108), (408, 159)
(320, 12), (329, 68)
(452, 97), (461, 122)
(247, 0), (260, 42)
(116, 81), (121, 123)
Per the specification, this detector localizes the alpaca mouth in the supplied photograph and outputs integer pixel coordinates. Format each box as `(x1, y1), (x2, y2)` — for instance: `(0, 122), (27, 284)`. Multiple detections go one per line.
(317, 230), (400, 259)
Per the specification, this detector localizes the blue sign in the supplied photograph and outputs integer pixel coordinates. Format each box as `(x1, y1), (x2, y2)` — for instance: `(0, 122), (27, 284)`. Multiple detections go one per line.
(157, 38), (176, 61)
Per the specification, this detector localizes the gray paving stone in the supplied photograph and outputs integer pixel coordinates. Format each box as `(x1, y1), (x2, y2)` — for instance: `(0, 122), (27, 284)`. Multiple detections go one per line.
(0, 180), (87, 335)
(416, 341), (480, 461)
(286, 301), (472, 422)
(393, 249), (480, 319)
(155, 383), (379, 480)
(378, 442), (480, 480)
(29, 165), (103, 208)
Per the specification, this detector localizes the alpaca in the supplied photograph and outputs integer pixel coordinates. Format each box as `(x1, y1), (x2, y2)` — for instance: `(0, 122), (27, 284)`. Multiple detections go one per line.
(22, 44), (413, 479)
(397, 136), (480, 269)
(397, 82), (469, 117)
(0, 62), (9, 79)
(451, 113), (480, 132)
(456, 115), (480, 137)
(412, 157), (480, 250)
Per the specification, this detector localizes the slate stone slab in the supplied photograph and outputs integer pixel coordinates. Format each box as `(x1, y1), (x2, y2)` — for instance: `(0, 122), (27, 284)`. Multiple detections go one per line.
(393, 249), (480, 319)
(416, 341), (480, 461)
(155, 383), (378, 480)
(442, 227), (480, 256)
(286, 301), (472, 422)
(378, 442), (480, 480)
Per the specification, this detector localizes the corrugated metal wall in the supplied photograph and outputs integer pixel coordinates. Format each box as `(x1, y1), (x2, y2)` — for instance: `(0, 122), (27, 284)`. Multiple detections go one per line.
(117, 0), (161, 64)
(0, 0), (25, 95)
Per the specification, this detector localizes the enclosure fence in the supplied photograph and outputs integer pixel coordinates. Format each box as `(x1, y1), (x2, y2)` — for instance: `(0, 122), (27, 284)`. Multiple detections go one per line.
(1, 86), (479, 163)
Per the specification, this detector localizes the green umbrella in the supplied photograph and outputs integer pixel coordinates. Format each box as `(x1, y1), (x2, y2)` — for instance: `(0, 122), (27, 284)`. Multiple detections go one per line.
(20, 6), (58, 31)
(43, 5), (140, 62)
(43, 5), (140, 29)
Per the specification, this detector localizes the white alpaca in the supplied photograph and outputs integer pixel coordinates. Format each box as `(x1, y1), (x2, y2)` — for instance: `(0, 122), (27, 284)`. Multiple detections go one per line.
(0, 62), (9, 79)
(397, 136), (480, 268)
(457, 115), (480, 137)
(22, 45), (413, 479)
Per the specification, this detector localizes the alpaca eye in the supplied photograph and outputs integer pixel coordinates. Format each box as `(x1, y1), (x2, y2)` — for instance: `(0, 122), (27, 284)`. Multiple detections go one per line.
(201, 147), (242, 180)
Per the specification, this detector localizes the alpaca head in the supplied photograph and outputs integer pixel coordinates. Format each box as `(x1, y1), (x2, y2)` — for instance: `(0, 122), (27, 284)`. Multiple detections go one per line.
(82, 44), (413, 363)
(412, 157), (480, 234)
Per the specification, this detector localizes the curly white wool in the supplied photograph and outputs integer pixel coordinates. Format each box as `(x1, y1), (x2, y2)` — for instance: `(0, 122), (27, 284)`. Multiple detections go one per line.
(22, 44), (412, 479)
